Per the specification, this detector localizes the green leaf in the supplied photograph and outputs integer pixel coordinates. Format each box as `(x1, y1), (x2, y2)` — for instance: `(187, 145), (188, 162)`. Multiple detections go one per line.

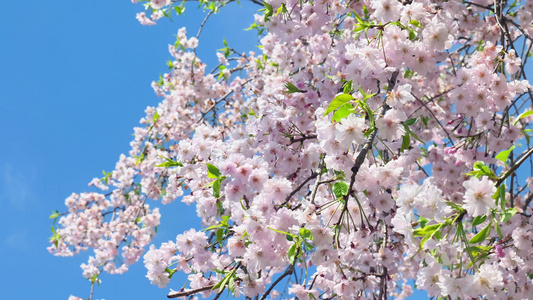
(286, 234), (293, 241)
(501, 208), (517, 223)
(165, 267), (177, 279)
(343, 80), (353, 94)
(409, 20), (422, 28)
(332, 181), (349, 199)
(91, 274), (99, 284)
(135, 152), (145, 166)
(288, 243), (298, 263)
(331, 103), (354, 122)
(468, 161), (497, 179)
(419, 217), (429, 228)
(262, 1), (273, 22)
(284, 82), (304, 93)
(359, 87), (376, 101)
(101, 170), (112, 184)
(213, 178), (221, 198)
(174, 5), (185, 15)
(353, 11), (364, 24)
(404, 118), (417, 126)
(216, 228), (224, 245)
(155, 157), (183, 168)
(403, 124), (423, 143)
(49, 210), (60, 220)
(513, 110), (533, 125)
(299, 228), (312, 240)
(324, 94), (353, 116)
(413, 223), (441, 237)
(207, 163), (222, 178)
(401, 134), (411, 152)
(472, 215), (487, 226)
(274, 3), (287, 16)
(358, 99), (374, 128)
(228, 276), (236, 296)
(497, 183), (506, 209)
(469, 222), (491, 244)
(212, 268), (236, 292)
(267, 226), (294, 237)
(418, 229), (437, 251)
(409, 29), (417, 41)
(494, 220), (503, 238)
(495, 146), (515, 165)
(464, 245), (486, 256)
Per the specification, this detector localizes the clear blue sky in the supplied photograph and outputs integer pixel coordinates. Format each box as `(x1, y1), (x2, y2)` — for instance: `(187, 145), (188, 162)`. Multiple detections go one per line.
(0, 1), (260, 299)
(6, 1), (527, 299)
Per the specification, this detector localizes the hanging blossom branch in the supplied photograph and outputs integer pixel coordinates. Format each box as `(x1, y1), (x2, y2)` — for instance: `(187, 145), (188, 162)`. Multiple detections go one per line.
(52, 1), (533, 299)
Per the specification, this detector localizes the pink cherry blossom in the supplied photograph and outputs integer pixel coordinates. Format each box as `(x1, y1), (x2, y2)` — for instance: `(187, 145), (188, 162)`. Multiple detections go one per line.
(49, 1), (533, 299)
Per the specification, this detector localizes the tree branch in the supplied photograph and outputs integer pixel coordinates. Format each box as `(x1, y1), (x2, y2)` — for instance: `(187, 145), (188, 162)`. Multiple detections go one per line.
(167, 284), (216, 298)
(497, 146), (533, 187)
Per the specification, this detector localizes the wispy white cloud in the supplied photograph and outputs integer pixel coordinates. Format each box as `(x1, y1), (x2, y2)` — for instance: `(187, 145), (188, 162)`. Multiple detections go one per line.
(0, 164), (36, 211)
(3, 230), (30, 251)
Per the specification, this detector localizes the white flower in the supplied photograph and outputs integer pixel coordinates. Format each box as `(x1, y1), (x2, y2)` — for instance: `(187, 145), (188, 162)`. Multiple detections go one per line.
(371, 0), (401, 23)
(462, 176), (496, 217)
(336, 114), (366, 147)
(375, 109), (407, 141)
(423, 17), (453, 51)
(472, 263), (504, 297)
(150, 0), (170, 10)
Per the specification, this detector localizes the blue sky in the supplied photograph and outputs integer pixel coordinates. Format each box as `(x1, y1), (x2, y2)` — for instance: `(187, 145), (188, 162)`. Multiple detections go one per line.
(0, 1), (260, 299)
(5, 1), (529, 300)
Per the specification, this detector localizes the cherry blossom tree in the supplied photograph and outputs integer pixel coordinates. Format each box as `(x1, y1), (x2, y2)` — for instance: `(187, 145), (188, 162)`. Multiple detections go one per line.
(50, 0), (533, 299)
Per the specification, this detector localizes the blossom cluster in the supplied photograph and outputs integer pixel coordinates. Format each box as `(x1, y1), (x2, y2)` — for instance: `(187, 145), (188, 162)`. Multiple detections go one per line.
(50, 0), (533, 299)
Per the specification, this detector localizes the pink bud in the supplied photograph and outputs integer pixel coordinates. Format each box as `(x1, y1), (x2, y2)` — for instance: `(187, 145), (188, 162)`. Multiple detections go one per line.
(495, 245), (505, 258)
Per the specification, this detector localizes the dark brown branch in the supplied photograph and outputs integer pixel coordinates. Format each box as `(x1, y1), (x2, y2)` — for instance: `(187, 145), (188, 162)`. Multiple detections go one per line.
(259, 247), (299, 300)
(278, 172), (319, 207)
(496, 146), (533, 187)
(349, 70), (399, 183)
(522, 192), (533, 212)
(289, 134), (317, 145)
(335, 71), (400, 243)
(504, 16), (533, 42)
(412, 94), (455, 146)
(167, 284), (216, 298)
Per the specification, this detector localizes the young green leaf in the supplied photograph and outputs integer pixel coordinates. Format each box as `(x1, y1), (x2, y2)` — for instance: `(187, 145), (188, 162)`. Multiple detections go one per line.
(495, 146), (515, 165)
(401, 134), (411, 152)
(332, 181), (349, 198)
(500, 207), (517, 223)
(404, 118), (417, 126)
(207, 163), (222, 178)
(287, 243), (298, 263)
(216, 228), (224, 245)
(472, 215), (487, 226)
(324, 94), (353, 116)
(213, 178), (222, 198)
(413, 223), (442, 237)
(513, 110), (533, 125)
(155, 157), (183, 168)
(331, 103), (354, 122)
(469, 222), (491, 244)
(299, 228), (312, 240)
(284, 82), (304, 94)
